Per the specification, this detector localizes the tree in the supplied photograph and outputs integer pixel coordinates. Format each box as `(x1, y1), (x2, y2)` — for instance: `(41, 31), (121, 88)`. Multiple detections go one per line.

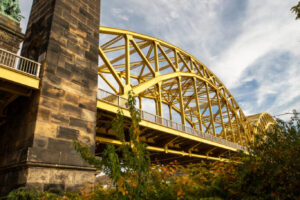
(73, 91), (150, 200)
(8, 90), (299, 199)
(291, 1), (300, 20)
(217, 114), (300, 199)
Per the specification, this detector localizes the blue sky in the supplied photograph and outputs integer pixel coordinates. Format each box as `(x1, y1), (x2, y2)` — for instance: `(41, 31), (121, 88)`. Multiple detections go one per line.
(19, 0), (300, 119)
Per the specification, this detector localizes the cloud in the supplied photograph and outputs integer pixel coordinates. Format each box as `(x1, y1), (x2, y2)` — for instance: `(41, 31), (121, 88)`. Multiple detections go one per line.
(111, 8), (129, 21)
(213, 0), (300, 89)
(232, 50), (300, 117)
(20, 0), (300, 119)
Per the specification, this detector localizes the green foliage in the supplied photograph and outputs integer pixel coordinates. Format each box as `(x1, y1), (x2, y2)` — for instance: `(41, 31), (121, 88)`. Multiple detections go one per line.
(73, 140), (102, 169)
(6, 187), (59, 200)
(146, 162), (225, 200)
(73, 91), (150, 200)
(0, 0), (23, 21)
(7, 100), (299, 199)
(143, 114), (300, 199)
(216, 115), (300, 199)
(291, 1), (300, 20)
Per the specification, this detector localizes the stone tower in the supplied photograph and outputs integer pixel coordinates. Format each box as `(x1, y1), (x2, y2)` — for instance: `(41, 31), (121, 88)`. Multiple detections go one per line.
(0, 0), (100, 194)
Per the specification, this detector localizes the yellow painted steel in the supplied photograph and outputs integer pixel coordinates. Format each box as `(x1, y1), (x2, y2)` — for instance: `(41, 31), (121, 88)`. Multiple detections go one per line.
(0, 64), (40, 89)
(97, 100), (239, 152)
(96, 136), (232, 162)
(97, 26), (276, 151)
(247, 112), (276, 136)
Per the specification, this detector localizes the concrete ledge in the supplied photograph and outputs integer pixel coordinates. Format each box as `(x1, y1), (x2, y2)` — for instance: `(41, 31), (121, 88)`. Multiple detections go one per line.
(0, 161), (96, 172)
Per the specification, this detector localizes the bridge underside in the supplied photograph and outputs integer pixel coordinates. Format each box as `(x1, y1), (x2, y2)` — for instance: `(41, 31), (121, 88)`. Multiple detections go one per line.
(0, 56), (40, 126)
(96, 100), (240, 163)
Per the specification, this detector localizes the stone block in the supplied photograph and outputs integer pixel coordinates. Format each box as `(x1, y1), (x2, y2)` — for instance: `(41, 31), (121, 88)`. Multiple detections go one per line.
(57, 126), (79, 140)
(75, 55), (88, 67)
(65, 92), (79, 105)
(52, 15), (70, 30)
(37, 107), (51, 121)
(78, 135), (91, 145)
(51, 113), (69, 124)
(63, 12), (77, 26)
(41, 82), (66, 99)
(56, 0), (72, 13)
(26, 167), (51, 185)
(81, 108), (96, 123)
(44, 63), (56, 75)
(61, 80), (83, 97)
(79, 7), (93, 20)
(60, 49), (73, 61)
(56, 66), (71, 79)
(47, 40), (62, 54)
(28, 147), (60, 164)
(45, 72), (62, 85)
(35, 121), (57, 138)
(25, 167), (96, 194)
(70, 117), (87, 130)
(65, 62), (83, 74)
(69, 27), (87, 39)
(61, 103), (81, 117)
(33, 136), (48, 149)
(86, 121), (96, 134)
(47, 138), (73, 153)
(67, 40), (84, 57)
(83, 70), (97, 82)
(59, 151), (91, 167)
(40, 97), (60, 110)
(78, 97), (97, 112)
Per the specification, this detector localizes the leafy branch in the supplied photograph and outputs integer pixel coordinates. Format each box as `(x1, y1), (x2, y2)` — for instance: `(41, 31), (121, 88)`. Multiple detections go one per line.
(291, 1), (300, 20)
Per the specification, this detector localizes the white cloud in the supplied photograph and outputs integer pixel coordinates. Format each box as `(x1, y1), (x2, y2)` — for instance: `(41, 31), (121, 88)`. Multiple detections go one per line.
(100, 0), (300, 118)
(213, 0), (300, 88)
(111, 8), (129, 21)
(20, 0), (300, 118)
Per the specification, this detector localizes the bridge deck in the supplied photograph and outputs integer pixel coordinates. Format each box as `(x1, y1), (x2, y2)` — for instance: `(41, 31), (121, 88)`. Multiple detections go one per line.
(0, 48), (40, 89)
(0, 48), (40, 126)
(96, 89), (247, 163)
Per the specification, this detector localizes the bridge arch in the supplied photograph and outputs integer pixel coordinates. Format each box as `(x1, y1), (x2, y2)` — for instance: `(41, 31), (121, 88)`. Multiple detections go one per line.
(97, 27), (272, 147)
(247, 112), (277, 136)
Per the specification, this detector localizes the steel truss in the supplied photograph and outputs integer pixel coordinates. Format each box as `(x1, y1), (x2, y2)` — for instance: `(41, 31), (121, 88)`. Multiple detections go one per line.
(98, 26), (275, 148)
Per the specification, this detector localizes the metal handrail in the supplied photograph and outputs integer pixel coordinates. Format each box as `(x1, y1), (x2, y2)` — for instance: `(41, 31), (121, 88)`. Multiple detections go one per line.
(0, 48), (41, 78)
(97, 88), (246, 151)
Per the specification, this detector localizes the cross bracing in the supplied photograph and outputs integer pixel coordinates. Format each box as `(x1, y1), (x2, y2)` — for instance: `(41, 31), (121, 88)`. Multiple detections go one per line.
(96, 26), (276, 162)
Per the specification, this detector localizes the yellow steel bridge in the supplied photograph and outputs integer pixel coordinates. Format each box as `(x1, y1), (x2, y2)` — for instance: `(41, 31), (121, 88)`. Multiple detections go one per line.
(0, 27), (276, 163)
(95, 27), (276, 163)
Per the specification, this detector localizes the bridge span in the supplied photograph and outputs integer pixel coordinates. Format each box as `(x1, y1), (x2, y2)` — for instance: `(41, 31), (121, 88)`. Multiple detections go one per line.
(0, 0), (275, 191)
(0, 27), (276, 163)
(94, 27), (275, 162)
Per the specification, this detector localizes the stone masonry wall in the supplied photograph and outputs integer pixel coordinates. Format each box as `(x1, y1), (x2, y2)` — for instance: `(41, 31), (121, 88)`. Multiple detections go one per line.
(0, 14), (24, 53)
(0, 0), (100, 195)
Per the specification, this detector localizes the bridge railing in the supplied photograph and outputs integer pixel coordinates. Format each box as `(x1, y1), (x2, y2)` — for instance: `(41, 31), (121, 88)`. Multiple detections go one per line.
(0, 48), (41, 78)
(98, 88), (246, 151)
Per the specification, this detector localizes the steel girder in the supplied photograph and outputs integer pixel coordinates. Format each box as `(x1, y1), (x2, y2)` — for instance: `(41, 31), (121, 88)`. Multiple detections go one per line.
(247, 112), (277, 138)
(97, 26), (274, 147)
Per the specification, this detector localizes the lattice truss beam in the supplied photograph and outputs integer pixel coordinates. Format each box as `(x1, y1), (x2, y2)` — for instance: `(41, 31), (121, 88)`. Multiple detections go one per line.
(247, 112), (276, 136)
(97, 27), (272, 146)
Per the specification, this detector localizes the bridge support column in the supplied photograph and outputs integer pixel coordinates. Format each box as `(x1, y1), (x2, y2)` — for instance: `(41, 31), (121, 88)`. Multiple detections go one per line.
(0, 0), (100, 195)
